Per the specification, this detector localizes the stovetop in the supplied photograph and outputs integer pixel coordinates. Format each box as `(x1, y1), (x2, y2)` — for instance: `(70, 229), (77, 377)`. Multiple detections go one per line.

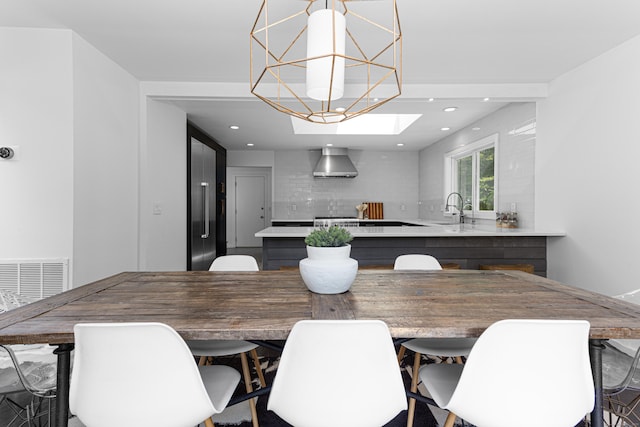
(314, 216), (358, 220)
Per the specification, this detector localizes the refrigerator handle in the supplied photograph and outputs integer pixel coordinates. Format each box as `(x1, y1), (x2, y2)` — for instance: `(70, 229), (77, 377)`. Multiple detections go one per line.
(201, 182), (210, 239)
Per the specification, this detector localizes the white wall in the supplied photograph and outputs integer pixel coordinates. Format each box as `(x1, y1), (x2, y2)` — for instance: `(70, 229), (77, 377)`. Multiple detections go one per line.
(139, 99), (187, 270)
(72, 33), (139, 286)
(419, 103), (537, 228)
(273, 150), (419, 219)
(537, 34), (640, 295)
(0, 28), (74, 263)
(1, 27), (141, 288)
(227, 150), (274, 168)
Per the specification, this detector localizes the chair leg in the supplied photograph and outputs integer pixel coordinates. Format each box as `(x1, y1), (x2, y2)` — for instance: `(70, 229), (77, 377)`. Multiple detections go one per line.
(204, 417), (215, 427)
(249, 348), (267, 388)
(397, 345), (406, 365)
(443, 411), (457, 427)
(240, 352), (260, 427)
(455, 356), (463, 364)
(198, 355), (207, 366)
(406, 351), (422, 427)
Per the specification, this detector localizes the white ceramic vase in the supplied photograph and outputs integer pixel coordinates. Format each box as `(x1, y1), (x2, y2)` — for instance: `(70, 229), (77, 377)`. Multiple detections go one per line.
(299, 244), (358, 294)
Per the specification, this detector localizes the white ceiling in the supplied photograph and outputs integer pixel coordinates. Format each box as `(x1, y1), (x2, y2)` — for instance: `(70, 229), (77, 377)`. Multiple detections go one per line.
(3, 0), (640, 151)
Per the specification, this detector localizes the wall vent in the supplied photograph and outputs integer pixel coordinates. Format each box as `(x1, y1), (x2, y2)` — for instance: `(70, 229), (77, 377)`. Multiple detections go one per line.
(0, 259), (69, 300)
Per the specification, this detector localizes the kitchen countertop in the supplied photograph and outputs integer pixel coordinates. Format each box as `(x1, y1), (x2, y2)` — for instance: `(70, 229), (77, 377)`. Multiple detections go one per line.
(256, 220), (566, 238)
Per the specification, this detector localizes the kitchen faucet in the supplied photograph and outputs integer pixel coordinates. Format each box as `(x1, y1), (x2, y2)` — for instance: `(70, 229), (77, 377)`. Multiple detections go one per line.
(445, 192), (473, 224)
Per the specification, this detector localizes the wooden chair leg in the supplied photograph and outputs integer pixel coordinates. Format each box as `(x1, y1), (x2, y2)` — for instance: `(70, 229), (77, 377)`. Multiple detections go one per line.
(249, 348), (267, 388)
(406, 351), (422, 427)
(240, 352), (259, 427)
(443, 411), (457, 427)
(198, 355), (207, 366)
(455, 356), (463, 364)
(204, 417), (215, 427)
(397, 345), (406, 365)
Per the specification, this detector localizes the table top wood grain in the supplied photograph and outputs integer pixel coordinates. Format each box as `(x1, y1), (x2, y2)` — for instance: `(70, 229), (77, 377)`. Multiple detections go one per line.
(2, 269), (640, 345)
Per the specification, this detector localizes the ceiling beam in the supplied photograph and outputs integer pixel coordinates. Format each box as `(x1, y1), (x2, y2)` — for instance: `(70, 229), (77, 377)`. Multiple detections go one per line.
(142, 81), (547, 102)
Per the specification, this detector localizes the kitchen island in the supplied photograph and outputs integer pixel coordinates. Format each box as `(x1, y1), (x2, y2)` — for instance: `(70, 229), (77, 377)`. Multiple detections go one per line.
(255, 220), (565, 274)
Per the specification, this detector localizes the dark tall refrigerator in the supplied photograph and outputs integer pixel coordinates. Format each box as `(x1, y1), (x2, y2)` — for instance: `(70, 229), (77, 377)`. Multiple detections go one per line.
(189, 137), (217, 270)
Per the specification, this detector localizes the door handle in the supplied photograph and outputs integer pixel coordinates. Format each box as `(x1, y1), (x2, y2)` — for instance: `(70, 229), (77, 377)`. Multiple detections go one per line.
(201, 182), (209, 238)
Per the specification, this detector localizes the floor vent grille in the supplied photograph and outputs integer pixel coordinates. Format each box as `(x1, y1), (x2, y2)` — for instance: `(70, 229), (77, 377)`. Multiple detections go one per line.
(0, 259), (69, 299)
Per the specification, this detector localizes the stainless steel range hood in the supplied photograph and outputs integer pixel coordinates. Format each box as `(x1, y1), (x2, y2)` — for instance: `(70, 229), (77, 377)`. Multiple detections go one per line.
(313, 148), (358, 178)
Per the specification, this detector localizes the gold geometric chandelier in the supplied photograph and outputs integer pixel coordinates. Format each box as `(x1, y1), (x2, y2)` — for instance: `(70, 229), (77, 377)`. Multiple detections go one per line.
(250, 0), (402, 124)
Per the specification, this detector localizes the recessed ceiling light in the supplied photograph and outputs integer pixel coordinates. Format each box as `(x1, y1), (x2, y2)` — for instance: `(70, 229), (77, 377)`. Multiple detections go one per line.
(247, 143), (254, 147)
(443, 107), (457, 112)
(229, 125), (240, 130)
(397, 143), (404, 147)
(335, 107), (346, 112)
(428, 98), (435, 102)
(472, 127), (481, 131)
(483, 98), (490, 102)
(326, 143), (333, 147)
(441, 127), (451, 131)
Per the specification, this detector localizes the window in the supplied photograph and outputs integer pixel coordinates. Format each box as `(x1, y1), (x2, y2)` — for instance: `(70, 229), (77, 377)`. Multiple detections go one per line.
(444, 134), (498, 219)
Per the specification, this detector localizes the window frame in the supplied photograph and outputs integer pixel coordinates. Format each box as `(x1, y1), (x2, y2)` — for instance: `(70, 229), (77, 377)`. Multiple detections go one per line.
(443, 133), (499, 220)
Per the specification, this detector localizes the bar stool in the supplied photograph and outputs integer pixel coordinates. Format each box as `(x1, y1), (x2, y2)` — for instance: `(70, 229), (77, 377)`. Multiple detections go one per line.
(478, 264), (535, 274)
(441, 263), (460, 269)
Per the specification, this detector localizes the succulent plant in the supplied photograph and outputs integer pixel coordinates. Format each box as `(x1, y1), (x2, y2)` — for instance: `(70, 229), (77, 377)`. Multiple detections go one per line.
(304, 226), (354, 247)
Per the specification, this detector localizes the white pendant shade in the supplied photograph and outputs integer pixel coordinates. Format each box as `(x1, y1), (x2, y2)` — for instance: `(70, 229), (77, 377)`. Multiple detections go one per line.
(306, 9), (346, 101)
(251, 0), (401, 123)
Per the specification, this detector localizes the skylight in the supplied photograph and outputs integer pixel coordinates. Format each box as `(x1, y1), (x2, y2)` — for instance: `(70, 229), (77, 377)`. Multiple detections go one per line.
(291, 114), (422, 135)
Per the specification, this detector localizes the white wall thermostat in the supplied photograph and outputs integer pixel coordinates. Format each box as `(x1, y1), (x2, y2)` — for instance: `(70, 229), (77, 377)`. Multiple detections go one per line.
(0, 147), (15, 160)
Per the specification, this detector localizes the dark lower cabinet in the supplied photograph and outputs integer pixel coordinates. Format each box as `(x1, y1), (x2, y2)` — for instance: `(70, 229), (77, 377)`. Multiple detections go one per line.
(261, 236), (547, 276)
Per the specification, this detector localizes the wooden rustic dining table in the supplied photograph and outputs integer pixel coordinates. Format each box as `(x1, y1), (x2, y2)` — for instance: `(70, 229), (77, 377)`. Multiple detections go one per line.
(1, 269), (640, 427)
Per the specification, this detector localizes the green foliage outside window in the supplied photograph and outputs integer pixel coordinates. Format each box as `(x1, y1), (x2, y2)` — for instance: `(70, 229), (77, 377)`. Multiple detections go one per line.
(478, 147), (494, 211)
(455, 146), (495, 212)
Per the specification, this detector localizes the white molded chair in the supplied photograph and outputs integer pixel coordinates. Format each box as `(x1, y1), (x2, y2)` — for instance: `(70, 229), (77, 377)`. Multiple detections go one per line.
(70, 322), (240, 427)
(267, 320), (407, 427)
(187, 254), (266, 427)
(419, 319), (594, 427)
(393, 254), (477, 427)
(209, 255), (260, 271)
(393, 254), (443, 270)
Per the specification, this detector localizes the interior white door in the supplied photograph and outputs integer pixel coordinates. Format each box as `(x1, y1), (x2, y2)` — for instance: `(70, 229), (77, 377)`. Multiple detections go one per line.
(235, 175), (266, 247)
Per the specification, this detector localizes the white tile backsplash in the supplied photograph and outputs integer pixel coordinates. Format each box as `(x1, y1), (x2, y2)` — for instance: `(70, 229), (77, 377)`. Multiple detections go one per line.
(270, 103), (535, 225)
(419, 102), (536, 228)
(274, 150), (419, 219)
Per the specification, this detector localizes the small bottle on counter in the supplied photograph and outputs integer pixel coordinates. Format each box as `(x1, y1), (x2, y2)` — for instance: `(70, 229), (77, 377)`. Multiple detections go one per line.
(496, 211), (518, 228)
